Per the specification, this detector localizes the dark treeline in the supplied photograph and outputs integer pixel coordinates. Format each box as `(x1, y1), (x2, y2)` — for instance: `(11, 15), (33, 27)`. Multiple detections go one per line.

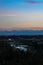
(0, 35), (43, 39)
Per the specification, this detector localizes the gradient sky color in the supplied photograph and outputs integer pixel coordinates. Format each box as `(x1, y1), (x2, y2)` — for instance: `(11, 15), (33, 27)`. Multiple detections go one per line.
(0, 0), (43, 30)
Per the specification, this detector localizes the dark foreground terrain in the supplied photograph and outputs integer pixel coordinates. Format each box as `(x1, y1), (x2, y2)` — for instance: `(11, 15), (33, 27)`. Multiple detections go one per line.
(0, 35), (43, 65)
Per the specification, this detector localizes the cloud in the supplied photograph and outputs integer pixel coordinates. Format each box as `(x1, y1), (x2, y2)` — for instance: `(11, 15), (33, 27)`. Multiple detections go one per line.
(0, 14), (17, 16)
(25, 1), (43, 4)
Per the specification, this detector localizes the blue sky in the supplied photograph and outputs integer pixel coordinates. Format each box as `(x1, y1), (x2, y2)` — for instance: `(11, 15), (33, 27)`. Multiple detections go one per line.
(0, 0), (43, 30)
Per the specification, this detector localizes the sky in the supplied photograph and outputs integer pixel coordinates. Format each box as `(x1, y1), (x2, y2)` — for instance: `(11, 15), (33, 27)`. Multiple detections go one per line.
(0, 0), (43, 30)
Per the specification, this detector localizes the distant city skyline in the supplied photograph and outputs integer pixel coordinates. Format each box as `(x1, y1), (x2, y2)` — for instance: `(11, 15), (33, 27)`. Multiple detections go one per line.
(0, 0), (43, 30)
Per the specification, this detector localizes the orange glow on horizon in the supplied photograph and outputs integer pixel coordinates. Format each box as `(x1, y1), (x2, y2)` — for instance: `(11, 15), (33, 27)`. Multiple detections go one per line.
(0, 27), (43, 30)
(0, 21), (43, 30)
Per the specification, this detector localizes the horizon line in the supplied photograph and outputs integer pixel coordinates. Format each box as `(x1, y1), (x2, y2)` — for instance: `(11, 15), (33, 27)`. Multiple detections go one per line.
(0, 27), (43, 30)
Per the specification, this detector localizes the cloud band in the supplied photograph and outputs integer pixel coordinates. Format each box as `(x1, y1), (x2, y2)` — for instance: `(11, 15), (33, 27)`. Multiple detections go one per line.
(25, 1), (43, 4)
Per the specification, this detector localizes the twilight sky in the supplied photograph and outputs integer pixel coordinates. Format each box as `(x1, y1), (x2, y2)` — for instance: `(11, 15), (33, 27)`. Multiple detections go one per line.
(0, 0), (43, 30)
